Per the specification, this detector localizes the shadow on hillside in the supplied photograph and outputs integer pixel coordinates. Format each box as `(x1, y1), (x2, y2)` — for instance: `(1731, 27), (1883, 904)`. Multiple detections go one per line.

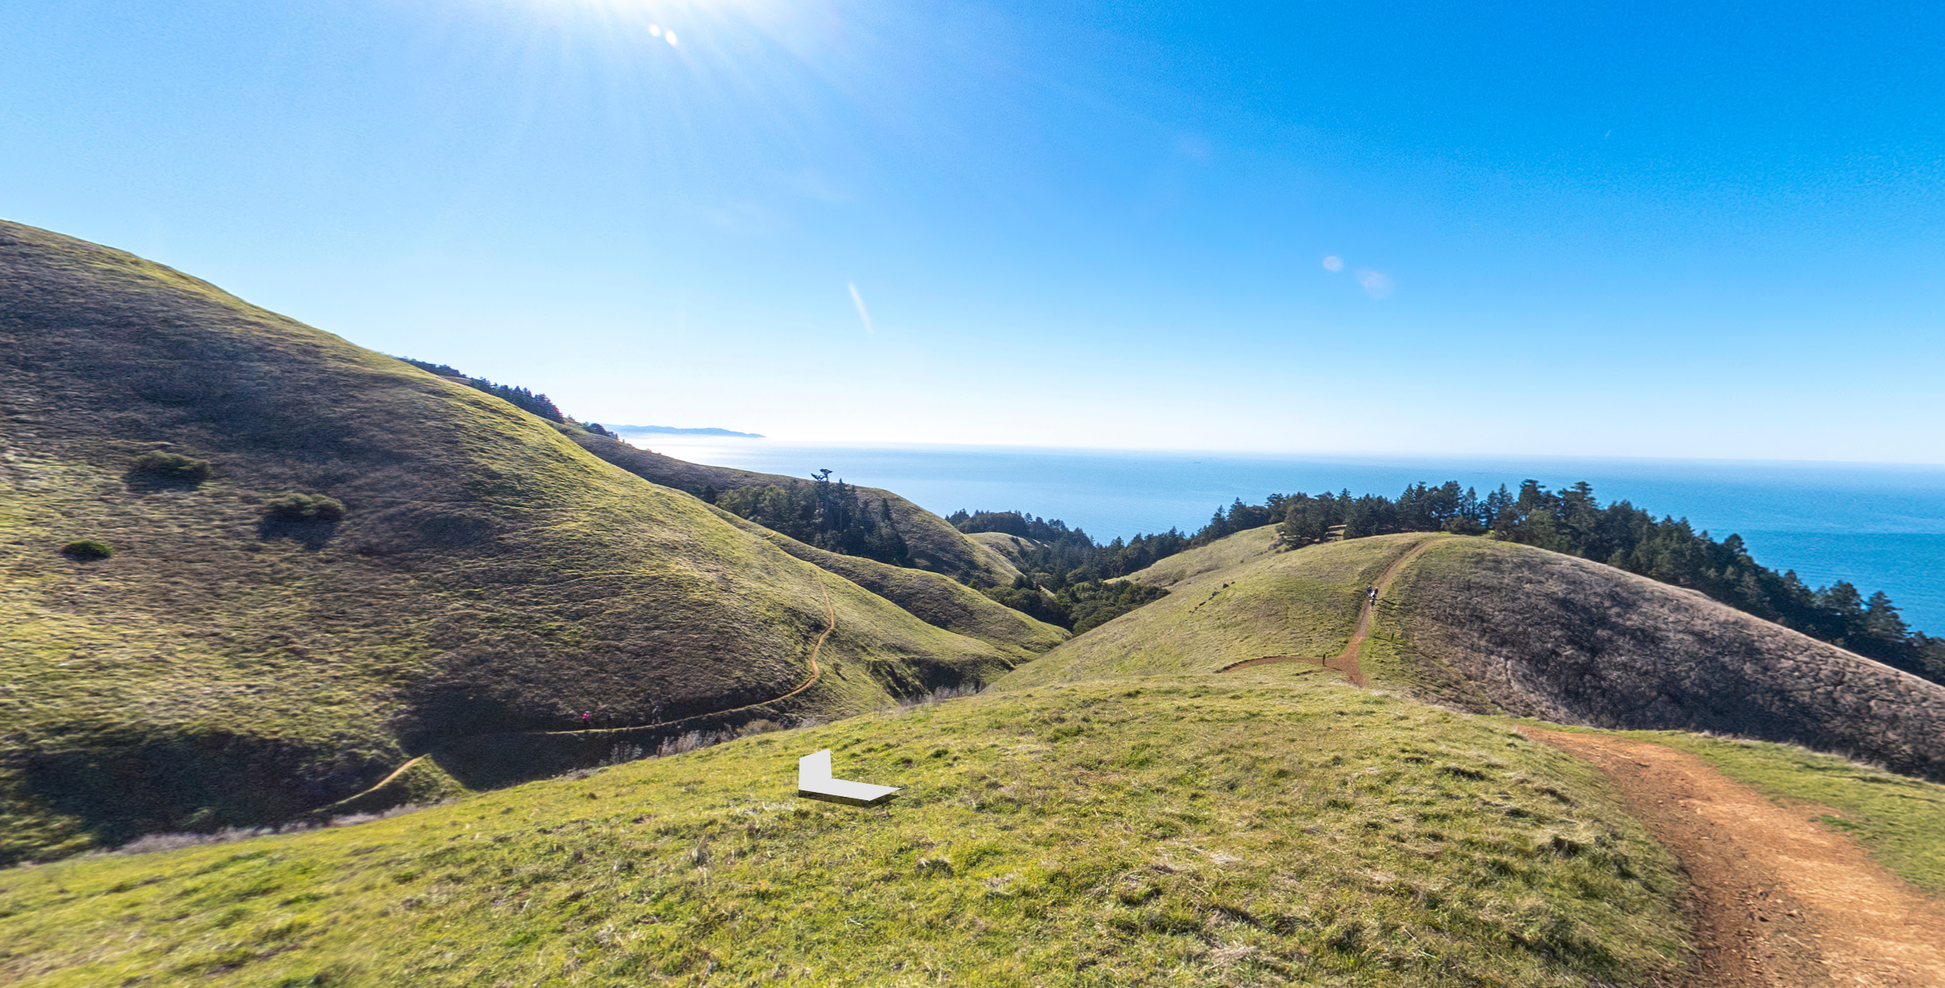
(425, 712), (791, 792)
(255, 517), (338, 549)
(121, 471), (208, 494)
(12, 729), (386, 862)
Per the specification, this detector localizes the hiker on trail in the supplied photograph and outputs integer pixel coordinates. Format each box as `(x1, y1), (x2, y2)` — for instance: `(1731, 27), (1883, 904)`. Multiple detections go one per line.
(1367, 587), (1378, 604)
(582, 711), (591, 729)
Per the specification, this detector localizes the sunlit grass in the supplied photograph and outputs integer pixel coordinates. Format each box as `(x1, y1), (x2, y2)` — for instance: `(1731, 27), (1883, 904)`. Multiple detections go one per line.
(998, 532), (1427, 689)
(0, 672), (1689, 987)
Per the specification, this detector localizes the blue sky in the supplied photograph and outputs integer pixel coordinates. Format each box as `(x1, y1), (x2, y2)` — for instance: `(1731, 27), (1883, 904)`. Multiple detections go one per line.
(5, 0), (1941, 460)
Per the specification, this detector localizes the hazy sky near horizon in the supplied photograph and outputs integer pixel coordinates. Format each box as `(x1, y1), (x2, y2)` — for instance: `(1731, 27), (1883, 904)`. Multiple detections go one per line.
(5, 0), (1942, 461)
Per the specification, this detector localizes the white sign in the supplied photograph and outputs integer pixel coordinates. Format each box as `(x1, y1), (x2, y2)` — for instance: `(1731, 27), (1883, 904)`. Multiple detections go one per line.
(797, 749), (901, 807)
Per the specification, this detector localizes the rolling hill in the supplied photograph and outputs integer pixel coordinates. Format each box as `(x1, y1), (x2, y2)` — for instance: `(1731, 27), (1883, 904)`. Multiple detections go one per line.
(6, 222), (1944, 986)
(1000, 527), (1945, 784)
(566, 433), (1025, 587)
(0, 220), (1061, 863)
(994, 530), (1403, 689)
(1373, 537), (1945, 783)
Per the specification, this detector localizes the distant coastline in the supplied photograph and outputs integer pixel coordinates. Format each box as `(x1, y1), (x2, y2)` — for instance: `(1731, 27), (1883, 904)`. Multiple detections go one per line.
(609, 424), (764, 438)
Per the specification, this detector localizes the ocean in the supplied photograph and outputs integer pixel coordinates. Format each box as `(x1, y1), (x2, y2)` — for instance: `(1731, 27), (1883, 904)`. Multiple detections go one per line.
(638, 437), (1945, 637)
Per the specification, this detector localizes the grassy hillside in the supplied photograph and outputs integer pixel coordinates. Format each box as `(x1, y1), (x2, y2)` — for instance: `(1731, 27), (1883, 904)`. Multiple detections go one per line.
(1373, 538), (1945, 783)
(0, 670), (1691, 988)
(715, 510), (1068, 663)
(0, 221), (1042, 863)
(963, 530), (1041, 569)
(1121, 525), (1288, 589)
(997, 532), (1429, 690)
(568, 433), (1024, 586)
(1006, 526), (1945, 787)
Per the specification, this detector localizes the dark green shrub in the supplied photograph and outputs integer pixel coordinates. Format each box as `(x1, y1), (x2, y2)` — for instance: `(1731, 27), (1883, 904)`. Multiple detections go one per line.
(264, 493), (347, 524)
(62, 540), (113, 560)
(131, 451), (215, 482)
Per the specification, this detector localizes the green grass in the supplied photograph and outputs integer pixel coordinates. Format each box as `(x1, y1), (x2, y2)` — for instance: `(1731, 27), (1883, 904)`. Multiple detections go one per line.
(567, 432), (1026, 587)
(0, 671), (1689, 987)
(0, 220), (1053, 863)
(997, 532), (1429, 690)
(717, 509), (1068, 663)
(1621, 731), (1945, 897)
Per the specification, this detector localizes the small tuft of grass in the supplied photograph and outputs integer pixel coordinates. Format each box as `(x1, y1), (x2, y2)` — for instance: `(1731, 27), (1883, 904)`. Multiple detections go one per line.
(130, 450), (215, 483)
(261, 493), (346, 523)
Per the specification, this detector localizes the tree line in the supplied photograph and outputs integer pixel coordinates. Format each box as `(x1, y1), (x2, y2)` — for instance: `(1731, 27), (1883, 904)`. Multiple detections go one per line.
(707, 471), (912, 567)
(946, 510), (1194, 586)
(396, 356), (564, 423)
(957, 480), (1943, 685)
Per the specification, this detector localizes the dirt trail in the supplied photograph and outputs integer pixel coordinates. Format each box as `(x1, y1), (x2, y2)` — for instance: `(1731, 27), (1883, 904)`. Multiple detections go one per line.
(322, 579), (838, 812)
(542, 576), (835, 737)
(1523, 727), (1945, 988)
(1220, 537), (1437, 685)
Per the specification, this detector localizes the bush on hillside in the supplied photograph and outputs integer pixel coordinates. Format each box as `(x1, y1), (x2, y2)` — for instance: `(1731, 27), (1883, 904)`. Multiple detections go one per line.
(61, 540), (113, 560)
(263, 493), (347, 524)
(130, 450), (214, 483)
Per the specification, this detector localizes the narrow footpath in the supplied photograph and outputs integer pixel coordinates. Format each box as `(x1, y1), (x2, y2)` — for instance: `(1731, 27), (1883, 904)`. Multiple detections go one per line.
(1524, 727), (1945, 988)
(1213, 536), (1945, 984)
(534, 575), (835, 738)
(1220, 536), (1437, 685)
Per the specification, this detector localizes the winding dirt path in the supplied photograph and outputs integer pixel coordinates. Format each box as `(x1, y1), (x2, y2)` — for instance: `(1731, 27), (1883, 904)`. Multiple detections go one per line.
(536, 575), (836, 737)
(1220, 537), (1438, 685)
(322, 578), (837, 811)
(1523, 727), (1945, 988)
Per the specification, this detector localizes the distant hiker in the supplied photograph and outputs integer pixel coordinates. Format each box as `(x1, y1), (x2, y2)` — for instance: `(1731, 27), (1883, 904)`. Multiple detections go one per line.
(582, 711), (592, 728)
(652, 704), (663, 724)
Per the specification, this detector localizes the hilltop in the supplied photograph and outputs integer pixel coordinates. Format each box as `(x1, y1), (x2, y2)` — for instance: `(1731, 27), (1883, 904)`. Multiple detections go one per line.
(1374, 537), (1945, 782)
(0, 221), (1062, 863)
(999, 527), (1945, 784)
(566, 434), (1024, 586)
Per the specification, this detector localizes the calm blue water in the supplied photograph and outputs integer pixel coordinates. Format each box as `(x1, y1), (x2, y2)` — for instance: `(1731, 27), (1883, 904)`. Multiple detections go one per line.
(646, 439), (1945, 635)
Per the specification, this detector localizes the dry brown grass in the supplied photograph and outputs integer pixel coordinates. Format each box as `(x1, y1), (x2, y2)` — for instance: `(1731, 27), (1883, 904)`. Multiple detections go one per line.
(1377, 538), (1945, 783)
